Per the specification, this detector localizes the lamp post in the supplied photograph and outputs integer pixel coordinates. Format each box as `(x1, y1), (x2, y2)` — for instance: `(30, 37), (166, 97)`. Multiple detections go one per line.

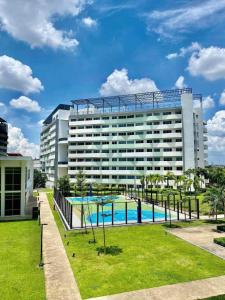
(39, 223), (48, 267)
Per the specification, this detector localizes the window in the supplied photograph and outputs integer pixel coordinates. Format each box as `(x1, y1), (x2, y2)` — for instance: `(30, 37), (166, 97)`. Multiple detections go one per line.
(147, 131), (152, 134)
(153, 121), (160, 125)
(127, 115), (134, 118)
(154, 148), (160, 152)
(164, 167), (172, 171)
(163, 121), (171, 124)
(163, 130), (171, 133)
(112, 116), (117, 119)
(147, 166), (153, 170)
(154, 157), (160, 161)
(155, 167), (160, 170)
(176, 138), (182, 142)
(136, 114), (143, 118)
(136, 167), (144, 170)
(5, 192), (21, 216)
(164, 157), (172, 161)
(164, 148), (172, 152)
(163, 111), (171, 115)
(176, 129), (182, 133)
(136, 123), (142, 126)
(136, 149), (144, 152)
(177, 167), (183, 171)
(147, 158), (153, 161)
(154, 130), (160, 134)
(175, 120), (181, 123)
(136, 158), (144, 161)
(176, 148), (182, 152)
(119, 115), (126, 119)
(5, 168), (21, 191)
(163, 139), (172, 142)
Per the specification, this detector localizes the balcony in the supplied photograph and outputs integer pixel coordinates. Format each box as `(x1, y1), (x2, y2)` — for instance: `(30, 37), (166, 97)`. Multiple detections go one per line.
(58, 161), (68, 167)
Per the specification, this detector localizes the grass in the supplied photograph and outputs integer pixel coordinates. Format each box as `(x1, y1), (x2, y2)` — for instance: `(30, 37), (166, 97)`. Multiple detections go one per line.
(203, 296), (225, 300)
(214, 237), (225, 248)
(0, 220), (45, 300)
(47, 192), (225, 299)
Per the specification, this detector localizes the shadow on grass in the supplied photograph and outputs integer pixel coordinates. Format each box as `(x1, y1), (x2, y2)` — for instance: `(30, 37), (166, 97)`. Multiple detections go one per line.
(203, 219), (225, 225)
(96, 245), (123, 256)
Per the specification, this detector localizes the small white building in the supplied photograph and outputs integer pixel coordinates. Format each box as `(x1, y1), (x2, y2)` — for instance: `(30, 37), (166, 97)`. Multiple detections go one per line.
(0, 155), (34, 219)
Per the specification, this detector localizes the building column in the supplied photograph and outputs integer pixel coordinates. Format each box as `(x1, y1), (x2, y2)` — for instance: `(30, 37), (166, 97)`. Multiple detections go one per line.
(20, 162), (26, 216)
(1, 165), (5, 217)
(181, 93), (195, 171)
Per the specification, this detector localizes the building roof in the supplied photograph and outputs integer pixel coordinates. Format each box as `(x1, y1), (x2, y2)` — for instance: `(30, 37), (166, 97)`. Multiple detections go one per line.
(7, 153), (23, 156)
(70, 88), (202, 115)
(0, 117), (6, 123)
(43, 104), (71, 125)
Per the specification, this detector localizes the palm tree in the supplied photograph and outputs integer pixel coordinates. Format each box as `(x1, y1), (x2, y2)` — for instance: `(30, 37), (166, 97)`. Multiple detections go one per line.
(164, 171), (176, 188)
(147, 174), (155, 201)
(140, 175), (146, 201)
(154, 174), (164, 202)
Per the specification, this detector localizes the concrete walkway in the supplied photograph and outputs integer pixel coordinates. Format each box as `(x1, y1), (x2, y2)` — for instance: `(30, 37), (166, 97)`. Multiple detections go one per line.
(89, 275), (225, 300)
(169, 224), (225, 260)
(39, 192), (81, 300)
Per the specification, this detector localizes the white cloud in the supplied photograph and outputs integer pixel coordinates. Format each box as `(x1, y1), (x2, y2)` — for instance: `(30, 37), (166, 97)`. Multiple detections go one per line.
(166, 42), (201, 59)
(207, 110), (225, 164)
(174, 76), (187, 89)
(82, 17), (97, 27)
(99, 68), (158, 96)
(8, 124), (39, 158)
(0, 0), (90, 50)
(38, 119), (44, 126)
(193, 96), (215, 111)
(219, 90), (225, 105)
(147, 0), (225, 37)
(10, 96), (41, 112)
(0, 55), (43, 94)
(188, 46), (225, 81)
(0, 102), (7, 115)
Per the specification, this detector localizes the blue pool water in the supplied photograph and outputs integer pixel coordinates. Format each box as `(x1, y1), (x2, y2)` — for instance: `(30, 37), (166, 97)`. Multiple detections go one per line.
(87, 209), (166, 223)
(67, 195), (119, 203)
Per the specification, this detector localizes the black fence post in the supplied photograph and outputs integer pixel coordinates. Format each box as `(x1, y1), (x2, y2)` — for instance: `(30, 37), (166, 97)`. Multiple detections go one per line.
(173, 197), (175, 211)
(177, 202), (180, 220)
(137, 199), (142, 223)
(81, 204), (84, 228)
(196, 198), (200, 219)
(125, 202), (128, 224)
(188, 198), (191, 219)
(112, 203), (114, 225)
(152, 201), (155, 222)
(70, 204), (73, 229)
(96, 204), (99, 227)
(165, 201), (167, 221)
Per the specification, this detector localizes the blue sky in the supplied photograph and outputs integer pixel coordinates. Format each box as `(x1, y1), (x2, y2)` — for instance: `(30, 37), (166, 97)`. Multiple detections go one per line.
(0, 0), (225, 164)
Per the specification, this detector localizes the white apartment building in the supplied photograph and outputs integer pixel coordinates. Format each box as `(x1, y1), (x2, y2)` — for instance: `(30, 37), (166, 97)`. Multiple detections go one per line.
(40, 89), (208, 188)
(0, 156), (33, 218)
(40, 104), (71, 187)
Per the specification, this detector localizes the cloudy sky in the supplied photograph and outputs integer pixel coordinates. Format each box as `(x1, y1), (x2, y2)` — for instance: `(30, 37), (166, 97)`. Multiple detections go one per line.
(0, 0), (225, 164)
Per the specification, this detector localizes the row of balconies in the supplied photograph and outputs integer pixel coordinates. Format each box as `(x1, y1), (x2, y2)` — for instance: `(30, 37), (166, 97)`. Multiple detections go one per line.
(69, 113), (182, 125)
(68, 160), (183, 167)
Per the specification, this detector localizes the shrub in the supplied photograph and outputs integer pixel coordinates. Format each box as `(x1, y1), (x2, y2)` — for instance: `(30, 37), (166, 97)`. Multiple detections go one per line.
(214, 237), (225, 247)
(217, 225), (225, 232)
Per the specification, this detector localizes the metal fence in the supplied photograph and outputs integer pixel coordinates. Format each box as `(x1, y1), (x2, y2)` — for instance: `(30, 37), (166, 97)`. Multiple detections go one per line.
(54, 188), (200, 230)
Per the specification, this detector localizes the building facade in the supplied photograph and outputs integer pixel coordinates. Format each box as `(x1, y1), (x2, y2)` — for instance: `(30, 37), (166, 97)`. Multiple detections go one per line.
(40, 89), (208, 188)
(0, 156), (33, 218)
(0, 118), (34, 219)
(0, 117), (8, 156)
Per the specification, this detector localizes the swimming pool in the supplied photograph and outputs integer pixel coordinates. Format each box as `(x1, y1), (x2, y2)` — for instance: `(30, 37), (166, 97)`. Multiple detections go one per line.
(87, 209), (166, 223)
(67, 195), (120, 203)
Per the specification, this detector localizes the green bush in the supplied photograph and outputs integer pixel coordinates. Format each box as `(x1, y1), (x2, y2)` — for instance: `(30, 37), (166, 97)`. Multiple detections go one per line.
(214, 237), (225, 247)
(217, 225), (225, 232)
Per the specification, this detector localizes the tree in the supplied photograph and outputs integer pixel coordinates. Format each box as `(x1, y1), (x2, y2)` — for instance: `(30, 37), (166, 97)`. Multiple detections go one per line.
(154, 174), (164, 201)
(203, 187), (222, 220)
(57, 175), (71, 196)
(75, 169), (88, 197)
(33, 169), (47, 188)
(147, 174), (155, 201)
(140, 175), (146, 201)
(164, 171), (176, 188)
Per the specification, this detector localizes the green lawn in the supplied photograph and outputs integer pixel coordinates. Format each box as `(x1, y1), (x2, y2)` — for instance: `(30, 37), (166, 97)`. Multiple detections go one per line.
(0, 220), (45, 300)
(48, 192), (225, 299)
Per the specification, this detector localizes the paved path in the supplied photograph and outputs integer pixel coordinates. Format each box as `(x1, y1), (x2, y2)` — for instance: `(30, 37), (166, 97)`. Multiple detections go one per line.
(169, 224), (225, 260)
(89, 275), (225, 300)
(39, 192), (81, 300)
